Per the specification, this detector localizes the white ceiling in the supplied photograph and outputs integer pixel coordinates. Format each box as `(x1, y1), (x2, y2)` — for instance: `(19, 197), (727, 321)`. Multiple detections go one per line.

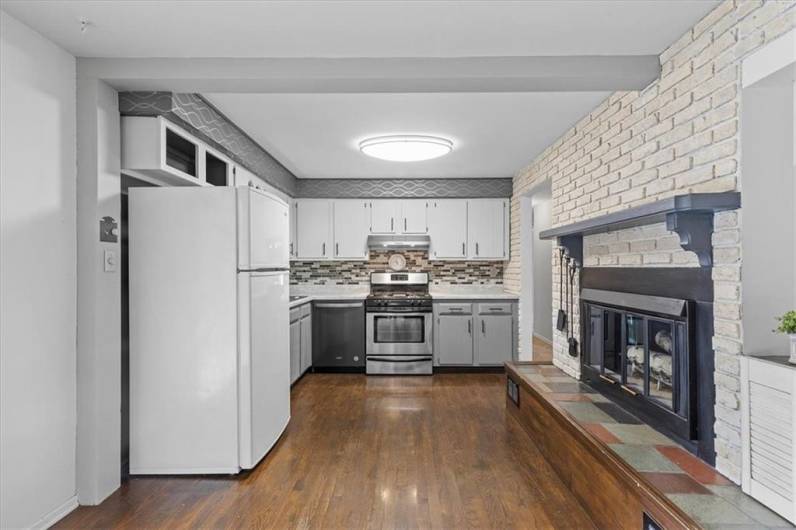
(1, 0), (720, 180)
(3, 1), (719, 59)
(204, 92), (611, 179)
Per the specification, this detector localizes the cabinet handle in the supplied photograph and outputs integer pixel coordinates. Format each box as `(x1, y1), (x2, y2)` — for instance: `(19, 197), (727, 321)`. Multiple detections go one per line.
(476, 242), (479, 256)
(621, 385), (638, 397)
(404, 218), (407, 231)
(322, 243), (326, 256)
(335, 243), (339, 256)
(503, 201), (507, 257)
(467, 320), (471, 334)
(462, 243), (465, 256)
(289, 242), (293, 255)
(449, 307), (463, 312)
(481, 320), (486, 334)
(391, 217), (394, 232)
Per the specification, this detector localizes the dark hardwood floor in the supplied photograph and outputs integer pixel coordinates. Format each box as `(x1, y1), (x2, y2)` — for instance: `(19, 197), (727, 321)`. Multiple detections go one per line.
(57, 373), (595, 529)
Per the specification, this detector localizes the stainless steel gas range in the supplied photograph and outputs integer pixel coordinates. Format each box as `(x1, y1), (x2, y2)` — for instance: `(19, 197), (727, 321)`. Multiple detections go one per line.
(365, 272), (432, 375)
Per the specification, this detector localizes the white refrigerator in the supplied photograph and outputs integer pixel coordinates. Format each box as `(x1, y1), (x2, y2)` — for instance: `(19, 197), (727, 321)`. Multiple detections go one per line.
(129, 184), (290, 474)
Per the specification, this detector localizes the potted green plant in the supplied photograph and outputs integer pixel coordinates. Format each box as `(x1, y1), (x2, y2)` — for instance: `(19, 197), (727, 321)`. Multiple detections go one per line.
(774, 310), (796, 364)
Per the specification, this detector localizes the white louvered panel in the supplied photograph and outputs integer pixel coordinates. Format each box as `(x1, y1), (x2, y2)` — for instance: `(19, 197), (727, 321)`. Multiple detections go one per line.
(751, 432), (793, 466)
(749, 381), (794, 498)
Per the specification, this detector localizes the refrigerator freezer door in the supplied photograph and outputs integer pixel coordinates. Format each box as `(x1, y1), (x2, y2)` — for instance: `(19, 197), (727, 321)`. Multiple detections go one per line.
(238, 270), (291, 469)
(238, 186), (289, 270)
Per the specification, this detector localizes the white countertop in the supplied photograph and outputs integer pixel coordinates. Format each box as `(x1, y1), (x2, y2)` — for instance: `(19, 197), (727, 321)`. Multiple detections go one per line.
(289, 286), (369, 308)
(289, 284), (518, 307)
(429, 286), (519, 300)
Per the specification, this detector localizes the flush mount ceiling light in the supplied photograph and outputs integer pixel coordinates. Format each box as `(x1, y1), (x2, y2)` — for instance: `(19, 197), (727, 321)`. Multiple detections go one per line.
(359, 135), (453, 162)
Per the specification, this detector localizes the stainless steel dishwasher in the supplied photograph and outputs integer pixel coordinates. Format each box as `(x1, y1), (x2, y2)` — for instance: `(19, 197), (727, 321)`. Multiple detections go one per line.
(312, 301), (365, 370)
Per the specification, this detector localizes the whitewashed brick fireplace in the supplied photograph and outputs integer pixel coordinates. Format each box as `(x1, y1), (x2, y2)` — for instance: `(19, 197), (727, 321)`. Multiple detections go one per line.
(505, 0), (796, 484)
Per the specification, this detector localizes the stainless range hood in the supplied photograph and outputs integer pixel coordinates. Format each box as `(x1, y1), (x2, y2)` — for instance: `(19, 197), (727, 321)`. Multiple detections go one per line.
(367, 234), (431, 250)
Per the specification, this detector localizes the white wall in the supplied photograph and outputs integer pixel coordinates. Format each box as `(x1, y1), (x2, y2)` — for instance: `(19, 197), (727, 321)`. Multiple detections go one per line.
(741, 63), (795, 356)
(518, 181), (552, 359)
(0, 10), (79, 528)
(75, 73), (122, 505)
(532, 194), (553, 342)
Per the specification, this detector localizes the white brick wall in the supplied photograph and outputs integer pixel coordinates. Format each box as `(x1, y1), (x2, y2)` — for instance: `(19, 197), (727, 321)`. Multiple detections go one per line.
(505, 1), (796, 483)
(583, 223), (701, 267)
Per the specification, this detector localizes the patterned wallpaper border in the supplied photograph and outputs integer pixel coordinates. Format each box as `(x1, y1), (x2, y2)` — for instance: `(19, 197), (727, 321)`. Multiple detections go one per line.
(290, 250), (504, 286)
(119, 91), (512, 199)
(295, 178), (512, 198)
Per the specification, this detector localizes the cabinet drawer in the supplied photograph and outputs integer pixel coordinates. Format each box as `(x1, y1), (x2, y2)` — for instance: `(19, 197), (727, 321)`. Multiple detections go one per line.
(300, 303), (311, 318)
(477, 302), (512, 315)
(437, 303), (472, 315)
(290, 308), (301, 323)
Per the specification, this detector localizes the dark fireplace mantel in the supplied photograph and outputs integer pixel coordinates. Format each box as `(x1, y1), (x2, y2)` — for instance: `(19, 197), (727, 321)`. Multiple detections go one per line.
(539, 192), (741, 266)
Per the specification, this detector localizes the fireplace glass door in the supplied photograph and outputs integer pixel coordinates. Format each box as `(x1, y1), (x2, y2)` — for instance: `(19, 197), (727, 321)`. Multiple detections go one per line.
(624, 314), (646, 393)
(584, 304), (690, 421)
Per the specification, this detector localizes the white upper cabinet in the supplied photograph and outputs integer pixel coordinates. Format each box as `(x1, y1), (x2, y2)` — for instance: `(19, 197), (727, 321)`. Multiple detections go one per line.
(203, 146), (233, 187)
(400, 200), (428, 234)
(296, 199), (332, 260)
(289, 200), (298, 260)
(371, 199), (428, 234)
(123, 116), (238, 188)
(468, 199), (508, 260)
(122, 116), (201, 186)
(333, 200), (370, 260)
(428, 200), (468, 259)
(370, 200), (400, 234)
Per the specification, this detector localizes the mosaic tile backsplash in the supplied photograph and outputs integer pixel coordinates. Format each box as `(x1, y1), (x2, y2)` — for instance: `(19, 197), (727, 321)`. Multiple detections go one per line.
(290, 250), (504, 286)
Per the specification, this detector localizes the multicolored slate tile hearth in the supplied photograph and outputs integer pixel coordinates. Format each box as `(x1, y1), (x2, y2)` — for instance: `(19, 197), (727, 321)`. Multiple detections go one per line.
(508, 364), (795, 530)
(290, 250), (504, 286)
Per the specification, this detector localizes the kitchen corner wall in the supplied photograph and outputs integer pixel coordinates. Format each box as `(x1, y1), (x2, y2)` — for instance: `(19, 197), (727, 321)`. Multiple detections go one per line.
(505, 0), (795, 484)
(290, 250), (504, 286)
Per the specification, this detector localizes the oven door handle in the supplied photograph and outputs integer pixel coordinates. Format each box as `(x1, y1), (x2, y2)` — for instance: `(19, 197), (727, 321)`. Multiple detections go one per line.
(367, 356), (433, 363)
(368, 312), (431, 317)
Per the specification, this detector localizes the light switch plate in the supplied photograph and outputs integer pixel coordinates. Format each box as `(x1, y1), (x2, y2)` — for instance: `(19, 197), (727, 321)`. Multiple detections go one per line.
(104, 249), (117, 272)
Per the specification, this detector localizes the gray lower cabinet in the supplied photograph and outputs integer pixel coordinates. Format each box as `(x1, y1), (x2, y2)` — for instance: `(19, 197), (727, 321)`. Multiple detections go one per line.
(434, 300), (517, 367)
(437, 314), (474, 365)
(290, 319), (301, 382)
(299, 314), (312, 373)
(475, 314), (513, 365)
(290, 303), (313, 384)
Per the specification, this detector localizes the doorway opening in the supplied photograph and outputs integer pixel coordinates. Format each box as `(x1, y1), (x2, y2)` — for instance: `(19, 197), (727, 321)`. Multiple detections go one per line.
(519, 180), (553, 361)
(740, 55), (795, 358)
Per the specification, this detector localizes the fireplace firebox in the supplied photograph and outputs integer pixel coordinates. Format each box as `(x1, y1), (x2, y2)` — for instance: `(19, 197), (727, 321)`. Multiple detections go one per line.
(581, 289), (696, 442)
(578, 267), (716, 464)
